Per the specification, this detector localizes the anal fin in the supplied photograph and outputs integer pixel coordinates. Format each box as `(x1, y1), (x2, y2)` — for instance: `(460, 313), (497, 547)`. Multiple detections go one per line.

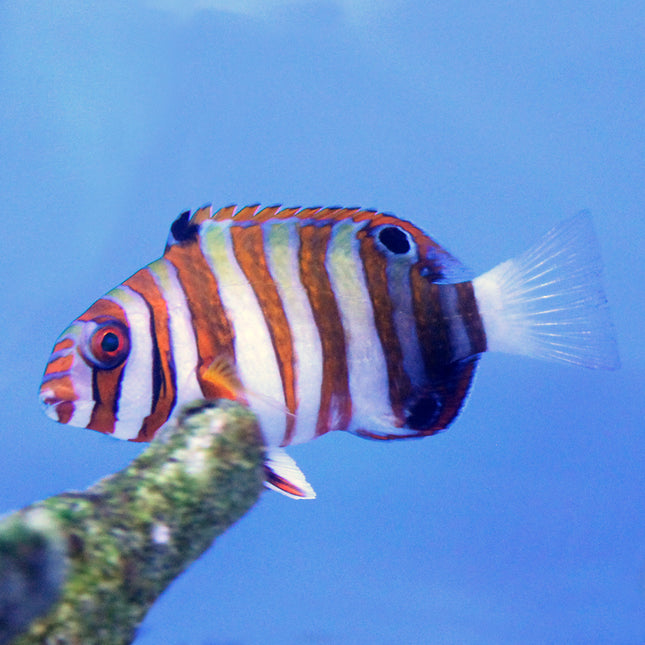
(264, 448), (316, 500)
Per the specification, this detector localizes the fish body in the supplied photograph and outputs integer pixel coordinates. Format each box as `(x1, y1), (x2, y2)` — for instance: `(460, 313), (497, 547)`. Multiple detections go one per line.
(40, 205), (618, 498)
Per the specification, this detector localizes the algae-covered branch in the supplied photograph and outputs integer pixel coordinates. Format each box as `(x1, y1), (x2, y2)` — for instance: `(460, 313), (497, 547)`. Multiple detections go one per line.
(0, 400), (265, 645)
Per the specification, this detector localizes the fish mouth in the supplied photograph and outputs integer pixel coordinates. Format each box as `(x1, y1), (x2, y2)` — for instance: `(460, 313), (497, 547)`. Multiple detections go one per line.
(39, 385), (75, 424)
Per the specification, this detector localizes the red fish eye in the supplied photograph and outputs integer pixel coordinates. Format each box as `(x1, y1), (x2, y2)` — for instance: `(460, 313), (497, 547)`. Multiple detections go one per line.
(83, 319), (130, 369)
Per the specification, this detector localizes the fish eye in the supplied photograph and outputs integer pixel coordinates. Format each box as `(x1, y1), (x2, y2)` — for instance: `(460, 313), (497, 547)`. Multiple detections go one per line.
(82, 318), (130, 370)
(100, 332), (120, 352)
(376, 226), (412, 255)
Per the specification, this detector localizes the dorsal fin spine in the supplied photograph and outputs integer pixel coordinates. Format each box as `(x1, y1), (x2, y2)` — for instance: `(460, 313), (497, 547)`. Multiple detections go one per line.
(233, 204), (261, 221)
(189, 205), (213, 226)
(255, 205), (281, 222)
(189, 203), (386, 227)
(181, 203), (452, 265)
(165, 202), (465, 290)
(212, 204), (236, 222)
(277, 206), (299, 220)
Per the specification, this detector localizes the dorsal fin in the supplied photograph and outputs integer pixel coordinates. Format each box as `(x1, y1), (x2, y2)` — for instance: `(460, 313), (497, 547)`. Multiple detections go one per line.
(212, 204), (236, 221)
(254, 204), (282, 222)
(163, 203), (468, 281)
(276, 206), (299, 220)
(190, 205), (214, 225)
(231, 204), (261, 221)
(175, 203), (405, 230)
(164, 208), (203, 251)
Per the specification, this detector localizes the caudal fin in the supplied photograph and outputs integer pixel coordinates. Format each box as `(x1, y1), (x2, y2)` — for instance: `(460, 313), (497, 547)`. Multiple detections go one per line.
(472, 212), (619, 369)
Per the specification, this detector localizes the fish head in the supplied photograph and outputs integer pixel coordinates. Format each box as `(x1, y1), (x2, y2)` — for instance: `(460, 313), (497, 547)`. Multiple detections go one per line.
(39, 289), (146, 438)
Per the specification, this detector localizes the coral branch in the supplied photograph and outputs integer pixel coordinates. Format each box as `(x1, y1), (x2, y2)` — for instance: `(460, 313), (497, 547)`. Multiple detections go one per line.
(0, 400), (265, 645)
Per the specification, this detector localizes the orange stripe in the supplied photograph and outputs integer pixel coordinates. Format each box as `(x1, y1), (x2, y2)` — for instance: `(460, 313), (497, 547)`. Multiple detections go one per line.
(254, 205), (281, 222)
(232, 204), (261, 221)
(298, 223), (351, 435)
(210, 204), (237, 220)
(44, 353), (74, 376)
(88, 364), (126, 434)
(358, 231), (412, 423)
(164, 239), (235, 399)
(124, 268), (177, 441)
(208, 204), (237, 224)
(40, 374), (77, 423)
(78, 298), (129, 324)
(312, 207), (341, 222)
(231, 224), (297, 444)
(189, 205), (214, 225)
(352, 208), (378, 223)
(410, 267), (452, 374)
(40, 374), (76, 402)
(455, 282), (487, 354)
(295, 207), (322, 220)
(276, 207), (299, 220)
(335, 207), (362, 221)
(55, 400), (75, 425)
(212, 204), (236, 221)
(53, 338), (74, 352)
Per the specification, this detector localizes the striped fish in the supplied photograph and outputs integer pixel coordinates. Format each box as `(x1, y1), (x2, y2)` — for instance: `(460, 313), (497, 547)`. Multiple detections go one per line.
(40, 205), (619, 498)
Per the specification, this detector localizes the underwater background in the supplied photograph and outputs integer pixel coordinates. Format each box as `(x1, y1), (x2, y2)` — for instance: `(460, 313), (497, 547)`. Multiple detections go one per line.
(1, 2), (643, 643)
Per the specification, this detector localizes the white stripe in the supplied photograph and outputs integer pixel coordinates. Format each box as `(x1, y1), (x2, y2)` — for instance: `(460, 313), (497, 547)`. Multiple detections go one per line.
(69, 353), (94, 428)
(200, 221), (286, 447)
(326, 222), (392, 433)
(47, 347), (74, 363)
(147, 259), (202, 412)
(386, 259), (426, 386)
(104, 286), (153, 439)
(439, 284), (471, 361)
(59, 322), (94, 428)
(69, 400), (94, 428)
(265, 222), (323, 445)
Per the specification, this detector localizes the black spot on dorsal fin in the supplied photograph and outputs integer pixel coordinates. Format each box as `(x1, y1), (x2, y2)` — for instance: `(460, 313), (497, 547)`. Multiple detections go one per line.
(171, 210), (199, 241)
(165, 210), (200, 251)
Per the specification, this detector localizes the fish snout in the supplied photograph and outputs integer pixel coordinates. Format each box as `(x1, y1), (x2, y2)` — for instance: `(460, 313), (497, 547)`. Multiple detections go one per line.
(39, 376), (77, 424)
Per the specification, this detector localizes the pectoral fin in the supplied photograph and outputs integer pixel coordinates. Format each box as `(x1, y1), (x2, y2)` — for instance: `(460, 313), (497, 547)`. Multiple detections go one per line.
(202, 357), (294, 417)
(203, 359), (312, 499)
(201, 356), (245, 401)
(264, 448), (316, 500)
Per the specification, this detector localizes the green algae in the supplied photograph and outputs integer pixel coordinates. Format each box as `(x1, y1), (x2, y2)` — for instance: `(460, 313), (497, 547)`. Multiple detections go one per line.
(1, 400), (264, 645)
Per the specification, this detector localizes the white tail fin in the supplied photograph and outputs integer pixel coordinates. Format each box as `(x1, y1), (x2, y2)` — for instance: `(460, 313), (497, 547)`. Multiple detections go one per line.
(472, 213), (619, 369)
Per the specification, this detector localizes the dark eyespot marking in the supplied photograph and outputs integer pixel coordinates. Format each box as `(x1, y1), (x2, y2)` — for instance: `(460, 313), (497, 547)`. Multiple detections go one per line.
(378, 226), (411, 254)
(170, 210), (200, 244)
(405, 391), (441, 430)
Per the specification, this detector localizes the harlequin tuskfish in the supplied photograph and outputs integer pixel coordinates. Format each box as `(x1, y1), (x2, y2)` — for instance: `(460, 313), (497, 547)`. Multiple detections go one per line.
(39, 204), (619, 498)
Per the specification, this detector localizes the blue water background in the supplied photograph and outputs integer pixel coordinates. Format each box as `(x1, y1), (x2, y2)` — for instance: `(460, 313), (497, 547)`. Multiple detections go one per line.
(1, 2), (643, 643)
